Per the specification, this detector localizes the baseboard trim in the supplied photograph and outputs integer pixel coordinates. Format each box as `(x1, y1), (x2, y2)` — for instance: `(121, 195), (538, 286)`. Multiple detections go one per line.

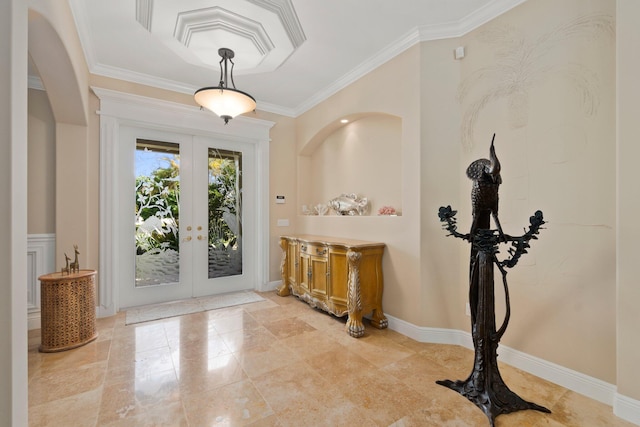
(386, 314), (620, 408)
(614, 393), (640, 425)
(262, 280), (282, 292)
(27, 311), (41, 331)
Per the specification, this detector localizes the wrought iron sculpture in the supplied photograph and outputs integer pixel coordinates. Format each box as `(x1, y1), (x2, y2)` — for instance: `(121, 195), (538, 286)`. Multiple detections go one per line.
(436, 134), (549, 426)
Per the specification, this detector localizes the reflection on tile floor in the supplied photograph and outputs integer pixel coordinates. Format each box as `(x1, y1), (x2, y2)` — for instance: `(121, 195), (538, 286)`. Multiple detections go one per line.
(28, 291), (636, 426)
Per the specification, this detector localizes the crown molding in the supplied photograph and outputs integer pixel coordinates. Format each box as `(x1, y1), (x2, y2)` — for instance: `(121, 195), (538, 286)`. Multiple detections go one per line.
(76, 0), (527, 118)
(293, 0), (527, 116)
(255, 100), (297, 118)
(90, 62), (294, 118)
(91, 62), (197, 94)
(292, 28), (421, 117)
(458, 0), (529, 35)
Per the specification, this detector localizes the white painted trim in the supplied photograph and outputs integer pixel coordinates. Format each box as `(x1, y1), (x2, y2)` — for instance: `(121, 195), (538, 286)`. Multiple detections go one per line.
(498, 345), (616, 406)
(98, 115), (118, 317)
(385, 314), (619, 409)
(453, 0), (528, 37)
(26, 234), (55, 330)
(614, 393), (640, 425)
(262, 280), (281, 292)
(94, 88), (274, 316)
(74, 1), (526, 118)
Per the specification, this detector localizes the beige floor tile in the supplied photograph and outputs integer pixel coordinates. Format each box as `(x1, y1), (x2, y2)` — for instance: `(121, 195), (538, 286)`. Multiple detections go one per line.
(207, 310), (262, 334)
(262, 316), (317, 339)
(549, 390), (638, 427)
(219, 325), (279, 352)
(29, 360), (106, 407)
(306, 346), (377, 383)
(98, 369), (180, 424)
(234, 341), (303, 378)
(280, 328), (343, 359)
(182, 379), (274, 426)
(27, 291), (637, 427)
(99, 400), (188, 427)
(176, 352), (247, 396)
(29, 387), (101, 427)
(337, 368), (429, 426)
(38, 339), (111, 374)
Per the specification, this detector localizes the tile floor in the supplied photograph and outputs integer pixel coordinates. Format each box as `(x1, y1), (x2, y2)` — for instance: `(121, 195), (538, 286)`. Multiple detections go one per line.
(28, 291), (636, 426)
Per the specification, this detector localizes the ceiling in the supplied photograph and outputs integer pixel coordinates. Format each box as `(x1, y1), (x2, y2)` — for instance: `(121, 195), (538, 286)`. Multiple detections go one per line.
(63, 0), (525, 117)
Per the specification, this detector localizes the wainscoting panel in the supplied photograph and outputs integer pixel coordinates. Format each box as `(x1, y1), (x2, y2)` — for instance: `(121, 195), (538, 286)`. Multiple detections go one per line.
(27, 234), (55, 330)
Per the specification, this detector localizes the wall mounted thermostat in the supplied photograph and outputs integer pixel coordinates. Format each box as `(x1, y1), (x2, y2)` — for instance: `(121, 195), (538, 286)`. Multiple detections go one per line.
(275, 195), (286, 204)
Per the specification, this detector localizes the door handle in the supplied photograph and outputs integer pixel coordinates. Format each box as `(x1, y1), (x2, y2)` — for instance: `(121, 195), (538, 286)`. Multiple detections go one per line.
(197, 235), (204, 240)
(183, 236), (192, 242)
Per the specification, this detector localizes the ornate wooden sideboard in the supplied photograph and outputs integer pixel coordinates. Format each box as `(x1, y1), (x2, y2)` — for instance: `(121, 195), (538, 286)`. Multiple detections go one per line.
(277, 235), (387, 337)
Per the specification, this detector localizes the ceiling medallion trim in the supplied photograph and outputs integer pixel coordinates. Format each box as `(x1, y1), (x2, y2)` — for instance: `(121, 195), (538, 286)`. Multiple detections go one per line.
(173, 7), (274, 55)
(246, 0), (306, 48)
(135, 0), (153, 31)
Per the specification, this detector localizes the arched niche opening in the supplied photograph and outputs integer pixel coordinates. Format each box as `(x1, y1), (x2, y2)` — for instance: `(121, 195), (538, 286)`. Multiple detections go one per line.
(298, 112), (402, 216)
(28, 8), (87, 126)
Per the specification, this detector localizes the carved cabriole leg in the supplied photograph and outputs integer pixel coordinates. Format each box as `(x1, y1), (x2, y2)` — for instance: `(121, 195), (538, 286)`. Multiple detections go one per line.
(346, 250), (364, 337)
(371, 308), (388, 330)
(276, 238), (290, 296)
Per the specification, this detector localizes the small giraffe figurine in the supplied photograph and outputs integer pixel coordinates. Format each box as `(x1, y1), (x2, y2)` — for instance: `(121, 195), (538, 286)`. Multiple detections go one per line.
(61, 253), (71, 275)
(70, 245), (80, 273)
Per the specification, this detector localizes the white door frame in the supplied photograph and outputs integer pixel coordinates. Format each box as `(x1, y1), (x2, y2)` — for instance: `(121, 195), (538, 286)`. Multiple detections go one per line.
(94, 87), (274, 317)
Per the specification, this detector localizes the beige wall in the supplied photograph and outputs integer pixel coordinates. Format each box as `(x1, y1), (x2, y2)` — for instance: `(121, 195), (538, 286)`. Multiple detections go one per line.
(419, 37), (465, 330)
(457, 0), (617, 383)
(27, 88), (55, 234)
(295, 46), (424, 325)
(617, 0), (640, 402)
(260, 110), (297, 283)
(291, 0), (620, 387)
(24, 0), (640, 409)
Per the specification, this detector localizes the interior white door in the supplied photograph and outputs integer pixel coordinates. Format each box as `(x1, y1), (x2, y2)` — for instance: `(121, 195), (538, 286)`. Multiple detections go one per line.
(118, 127), (257, 308)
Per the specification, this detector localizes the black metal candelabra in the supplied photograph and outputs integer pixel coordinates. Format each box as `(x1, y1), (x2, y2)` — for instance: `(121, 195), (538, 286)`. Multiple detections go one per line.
(436, 136), (550, 426)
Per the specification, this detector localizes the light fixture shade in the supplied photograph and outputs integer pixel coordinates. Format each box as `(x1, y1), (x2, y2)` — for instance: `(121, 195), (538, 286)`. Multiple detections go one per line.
(194, 47), (256, 124)
(194, 86), (256, 122)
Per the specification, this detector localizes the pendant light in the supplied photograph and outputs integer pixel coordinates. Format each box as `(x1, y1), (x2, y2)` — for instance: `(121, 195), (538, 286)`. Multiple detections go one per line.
(194, 48), (256, 124)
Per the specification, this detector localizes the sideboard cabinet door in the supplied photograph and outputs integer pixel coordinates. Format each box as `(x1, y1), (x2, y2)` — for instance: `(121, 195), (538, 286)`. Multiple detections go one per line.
(277, 235), (387, 337)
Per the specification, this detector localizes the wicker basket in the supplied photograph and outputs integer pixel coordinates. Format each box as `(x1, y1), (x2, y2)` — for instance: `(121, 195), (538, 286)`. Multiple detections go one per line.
(38, 269), (98, 352)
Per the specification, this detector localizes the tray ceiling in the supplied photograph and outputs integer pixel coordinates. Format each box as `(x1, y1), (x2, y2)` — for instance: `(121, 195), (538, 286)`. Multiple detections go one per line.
(64, 0), (526, 117)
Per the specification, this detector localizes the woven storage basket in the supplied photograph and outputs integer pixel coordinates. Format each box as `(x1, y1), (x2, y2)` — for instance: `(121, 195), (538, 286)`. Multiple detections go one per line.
(39, 270), (98, 352)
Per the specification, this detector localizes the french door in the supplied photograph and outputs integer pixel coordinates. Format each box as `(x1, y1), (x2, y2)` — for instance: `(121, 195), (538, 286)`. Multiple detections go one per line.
(118, 126), (256, 308)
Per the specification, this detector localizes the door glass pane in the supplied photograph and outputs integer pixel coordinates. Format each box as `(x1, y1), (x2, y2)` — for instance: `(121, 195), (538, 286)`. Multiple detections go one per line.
(135, 140), (180, 287)
(208, 148), (242, 279)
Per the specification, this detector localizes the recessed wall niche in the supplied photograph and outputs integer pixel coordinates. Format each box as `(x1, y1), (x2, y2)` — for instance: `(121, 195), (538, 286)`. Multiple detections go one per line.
(298, 113), (402, 215)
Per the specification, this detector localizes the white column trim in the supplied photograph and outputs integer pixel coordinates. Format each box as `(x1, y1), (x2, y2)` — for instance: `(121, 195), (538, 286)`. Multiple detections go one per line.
(98, 115), (119, 317)
(26, 234), (55, 330)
